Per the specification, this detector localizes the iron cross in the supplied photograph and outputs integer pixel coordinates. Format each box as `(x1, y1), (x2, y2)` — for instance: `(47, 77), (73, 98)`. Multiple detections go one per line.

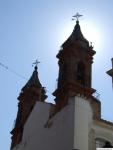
(32, 59), (40, 67)
(72, 12), (83, 21)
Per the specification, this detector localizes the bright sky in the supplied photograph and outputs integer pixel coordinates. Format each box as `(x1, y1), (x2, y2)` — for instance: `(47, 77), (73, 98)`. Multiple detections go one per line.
(0, 0), (113, 149)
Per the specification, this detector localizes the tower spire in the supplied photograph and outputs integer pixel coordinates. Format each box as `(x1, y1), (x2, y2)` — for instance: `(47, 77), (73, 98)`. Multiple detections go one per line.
(62, 13), (88, 48)
(23, 60), (41, 89)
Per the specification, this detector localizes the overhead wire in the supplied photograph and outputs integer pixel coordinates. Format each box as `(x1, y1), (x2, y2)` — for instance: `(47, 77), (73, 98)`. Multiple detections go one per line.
(0, 62), (26, 80)
(0, 61), (56, 97)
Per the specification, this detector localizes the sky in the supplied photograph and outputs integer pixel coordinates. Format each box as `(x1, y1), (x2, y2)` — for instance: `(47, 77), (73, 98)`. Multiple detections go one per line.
(0, 0), (113, 149)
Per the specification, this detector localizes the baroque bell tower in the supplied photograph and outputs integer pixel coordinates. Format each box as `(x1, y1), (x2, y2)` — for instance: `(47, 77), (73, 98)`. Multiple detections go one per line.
(10, 61), (47, 149)
(53, 13), (96, 111)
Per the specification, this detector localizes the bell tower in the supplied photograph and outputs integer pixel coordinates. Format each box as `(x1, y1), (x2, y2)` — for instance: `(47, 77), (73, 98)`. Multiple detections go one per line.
(53, 14), (96, 111)
(10, 61), (47, 149)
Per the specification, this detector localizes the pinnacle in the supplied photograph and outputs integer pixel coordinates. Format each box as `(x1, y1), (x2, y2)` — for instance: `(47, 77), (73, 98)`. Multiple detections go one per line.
(23, 65), (42, 89)
(62, 21), (89, 47)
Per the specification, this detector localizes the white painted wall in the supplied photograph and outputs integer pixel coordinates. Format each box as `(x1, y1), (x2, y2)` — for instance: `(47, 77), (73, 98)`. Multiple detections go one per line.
(93, 122), (113, 146)
(73, 96), (93, 150)
(12, 98), (75, 150)
(12, 95), (113, 150)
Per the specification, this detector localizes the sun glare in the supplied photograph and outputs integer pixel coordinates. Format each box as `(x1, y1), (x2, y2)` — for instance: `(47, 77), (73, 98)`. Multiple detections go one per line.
(81, 22), (101, 49)
(60, 22), (74, 44)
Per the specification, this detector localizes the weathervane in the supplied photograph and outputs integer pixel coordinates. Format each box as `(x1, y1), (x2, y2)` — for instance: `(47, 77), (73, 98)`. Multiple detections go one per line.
(72, 12), (83, 21)
(32, 59), (40, 68)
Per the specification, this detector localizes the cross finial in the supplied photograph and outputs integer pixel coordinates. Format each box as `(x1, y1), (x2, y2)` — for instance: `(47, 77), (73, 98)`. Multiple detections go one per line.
(32, 59), (40, 69)
(72, 12), (83, 21)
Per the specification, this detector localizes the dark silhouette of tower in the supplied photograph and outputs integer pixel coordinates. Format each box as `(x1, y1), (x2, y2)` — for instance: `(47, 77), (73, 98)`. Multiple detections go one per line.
(53, 20), (96, 111)
(10, 65), (47, 149)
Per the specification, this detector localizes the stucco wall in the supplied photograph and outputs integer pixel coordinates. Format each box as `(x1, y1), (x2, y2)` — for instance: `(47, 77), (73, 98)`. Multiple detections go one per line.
(93, 120), (113, 146)
(12, 95), (113, 150)
(74, 96), (93, 150)
(12, 98), (75, 150)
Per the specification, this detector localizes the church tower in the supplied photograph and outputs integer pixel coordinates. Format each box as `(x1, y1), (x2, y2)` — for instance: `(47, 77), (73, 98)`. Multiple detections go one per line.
(10, 14), (113, 150)
(53, 15), (96, 111)
(10, 62), (47, 149)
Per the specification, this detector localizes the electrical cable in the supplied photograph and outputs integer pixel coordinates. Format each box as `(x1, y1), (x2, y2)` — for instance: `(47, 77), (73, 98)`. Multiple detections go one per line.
(0, 62), (26, 80)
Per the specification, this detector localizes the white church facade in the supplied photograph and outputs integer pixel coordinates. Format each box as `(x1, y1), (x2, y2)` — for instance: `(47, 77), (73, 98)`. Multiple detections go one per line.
(10, 16), (113, 150)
